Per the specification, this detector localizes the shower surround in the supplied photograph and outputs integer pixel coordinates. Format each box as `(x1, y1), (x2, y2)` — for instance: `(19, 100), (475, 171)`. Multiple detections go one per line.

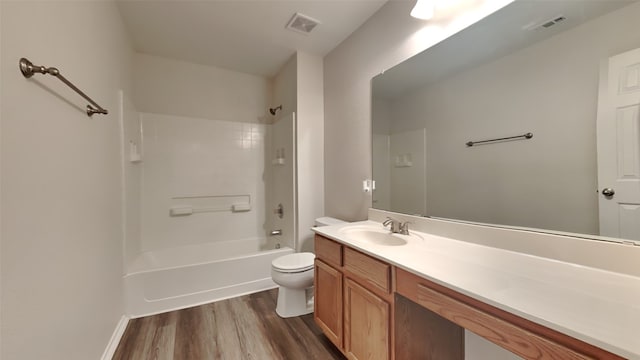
(124, 112), (296, 317)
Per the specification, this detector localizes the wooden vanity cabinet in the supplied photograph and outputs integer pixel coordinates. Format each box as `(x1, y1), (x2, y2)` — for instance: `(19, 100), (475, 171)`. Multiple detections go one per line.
(314, 235), (392, 360)
(344, 278), (390, 360)
(315, 235), (626, 360)
(314, 258), (343, 348)
(396, 268), (625, 360)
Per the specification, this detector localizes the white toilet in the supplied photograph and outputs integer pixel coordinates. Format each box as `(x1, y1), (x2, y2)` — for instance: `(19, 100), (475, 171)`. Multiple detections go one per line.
(271, 217), (346, 318)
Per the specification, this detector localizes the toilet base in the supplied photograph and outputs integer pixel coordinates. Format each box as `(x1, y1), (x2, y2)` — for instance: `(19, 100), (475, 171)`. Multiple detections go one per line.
(276, 286), (314, 318)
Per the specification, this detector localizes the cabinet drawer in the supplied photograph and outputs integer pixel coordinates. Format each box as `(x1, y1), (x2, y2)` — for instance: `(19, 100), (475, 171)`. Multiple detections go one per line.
(343, 247), (391, 293)
(315, 235), (342, 268)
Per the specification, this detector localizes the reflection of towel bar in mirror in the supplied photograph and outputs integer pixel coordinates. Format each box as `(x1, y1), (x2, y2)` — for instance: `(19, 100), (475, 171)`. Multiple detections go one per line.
(466, 132), (533, 147)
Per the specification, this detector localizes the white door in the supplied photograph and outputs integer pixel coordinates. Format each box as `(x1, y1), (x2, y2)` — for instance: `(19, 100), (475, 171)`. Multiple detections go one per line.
(596, 48), (640, 241)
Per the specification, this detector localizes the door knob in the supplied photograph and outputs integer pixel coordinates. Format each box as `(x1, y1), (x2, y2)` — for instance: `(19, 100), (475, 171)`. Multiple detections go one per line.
(601, 188), (615, 197)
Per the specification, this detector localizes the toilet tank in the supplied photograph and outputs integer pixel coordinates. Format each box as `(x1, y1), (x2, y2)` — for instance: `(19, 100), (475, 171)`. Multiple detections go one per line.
(314, 217), (347, 227)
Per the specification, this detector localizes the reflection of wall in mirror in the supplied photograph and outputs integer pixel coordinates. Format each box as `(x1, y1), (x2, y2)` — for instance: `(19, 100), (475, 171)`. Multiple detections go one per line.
(379, 2), (640, 235)
(390, 129), (426, 215)
(373, 96), (427, 215)
(372, 134), (391, 209)
(372, 97), (392, 210)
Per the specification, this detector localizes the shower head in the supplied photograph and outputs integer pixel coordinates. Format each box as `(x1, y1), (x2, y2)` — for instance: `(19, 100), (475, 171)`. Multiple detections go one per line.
(269, 105), (282, 115)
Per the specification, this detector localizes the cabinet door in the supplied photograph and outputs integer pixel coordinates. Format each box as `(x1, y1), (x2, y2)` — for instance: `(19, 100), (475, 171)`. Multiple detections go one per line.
(344, 278), (390, 360)
(314, 259), (343, 349)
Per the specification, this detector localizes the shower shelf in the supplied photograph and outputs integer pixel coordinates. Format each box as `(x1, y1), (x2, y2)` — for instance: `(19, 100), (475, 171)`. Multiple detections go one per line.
(169, 194), (251, 216)
(129, 141), (142, 163)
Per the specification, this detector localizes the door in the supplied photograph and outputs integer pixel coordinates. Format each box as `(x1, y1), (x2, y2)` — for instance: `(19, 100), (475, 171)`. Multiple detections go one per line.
(597, 48), (640, 241)
(314, 259), (343, 349)
(343, 278), (390, 360)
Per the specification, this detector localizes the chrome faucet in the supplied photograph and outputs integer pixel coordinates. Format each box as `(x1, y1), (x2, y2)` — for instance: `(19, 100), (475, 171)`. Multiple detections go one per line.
(382, 217), (398, 232)
(383, 217), (411, 235)
(398, 221), (411, 235)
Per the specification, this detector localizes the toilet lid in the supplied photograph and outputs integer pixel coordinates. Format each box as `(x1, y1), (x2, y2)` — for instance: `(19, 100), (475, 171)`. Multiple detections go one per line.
(272, 252), (315, 272)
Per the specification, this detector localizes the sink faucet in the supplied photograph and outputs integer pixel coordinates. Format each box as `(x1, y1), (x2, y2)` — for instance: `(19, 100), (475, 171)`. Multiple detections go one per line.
(398, 221), (411, 235)
(383, 217), (411, 235)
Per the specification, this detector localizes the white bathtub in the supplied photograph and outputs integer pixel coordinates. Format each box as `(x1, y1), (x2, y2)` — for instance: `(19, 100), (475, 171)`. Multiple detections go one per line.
(124, 239), (294, 317)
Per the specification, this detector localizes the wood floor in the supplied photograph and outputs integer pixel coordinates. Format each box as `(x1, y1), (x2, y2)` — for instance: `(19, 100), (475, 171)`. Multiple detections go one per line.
(113, 289), (346, 360)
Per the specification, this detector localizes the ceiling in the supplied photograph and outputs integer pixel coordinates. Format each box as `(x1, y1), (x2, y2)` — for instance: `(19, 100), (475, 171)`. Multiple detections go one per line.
(117, 0), (388, 78)
(373, 0), (636, 99)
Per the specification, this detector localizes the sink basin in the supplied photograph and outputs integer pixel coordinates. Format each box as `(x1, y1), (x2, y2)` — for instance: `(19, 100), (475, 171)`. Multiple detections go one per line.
(338, 226), (421, 246)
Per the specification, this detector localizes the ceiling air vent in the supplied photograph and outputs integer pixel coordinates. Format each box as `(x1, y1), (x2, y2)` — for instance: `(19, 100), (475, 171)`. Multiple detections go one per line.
(524, 15), (567, 31)
(286, 13), (321, 35)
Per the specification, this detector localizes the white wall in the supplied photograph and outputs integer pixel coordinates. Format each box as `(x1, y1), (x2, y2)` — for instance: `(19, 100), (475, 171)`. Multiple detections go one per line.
(270, 52), (326, 253)
(1, 2), (133, 359)
(268, 113), (297, 250)
(133, 54), (274, 254)
(323, 0), (522, 358)
(121, 93), (141, 270)
(140, 113), (269, 252)
(324, 0), (514, 221)
(0, 2), (4, 357)
(296, 51), (325, 252)
(134, 53), (272, 123)
(270, 56), (298, 249)
(388, 1), (640, 235)
(273, 55), (297, 119)
(0, 0), (4, 360)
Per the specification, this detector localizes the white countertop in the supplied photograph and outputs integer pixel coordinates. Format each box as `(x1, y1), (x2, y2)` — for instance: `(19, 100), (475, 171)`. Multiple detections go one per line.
(313, 220), (640, 359)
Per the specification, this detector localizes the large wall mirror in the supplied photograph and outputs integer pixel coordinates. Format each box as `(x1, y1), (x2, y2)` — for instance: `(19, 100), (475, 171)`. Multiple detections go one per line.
(372, 0), (640, 244)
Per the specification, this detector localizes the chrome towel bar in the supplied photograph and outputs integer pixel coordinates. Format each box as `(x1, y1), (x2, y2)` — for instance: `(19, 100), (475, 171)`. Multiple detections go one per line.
(466, 132), (533, 147)
(19, 57), (108, 117)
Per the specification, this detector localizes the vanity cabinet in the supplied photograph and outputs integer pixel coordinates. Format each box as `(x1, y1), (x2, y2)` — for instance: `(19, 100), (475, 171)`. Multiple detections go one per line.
(314, 258), (343, 348)
(314, 230), (629, 360)
(314, 234), (625, 360)
(396, 268), (625, 360)
(344, 278), (390, 360)
(314, 235), (392, 360)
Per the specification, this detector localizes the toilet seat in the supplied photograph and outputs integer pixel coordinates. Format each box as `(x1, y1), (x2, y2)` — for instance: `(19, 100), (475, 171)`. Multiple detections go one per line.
(272, 252), (315, 273)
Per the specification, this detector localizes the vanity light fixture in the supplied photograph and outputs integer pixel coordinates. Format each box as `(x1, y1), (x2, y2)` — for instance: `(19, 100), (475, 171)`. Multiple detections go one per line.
(411, 0), (435, 20)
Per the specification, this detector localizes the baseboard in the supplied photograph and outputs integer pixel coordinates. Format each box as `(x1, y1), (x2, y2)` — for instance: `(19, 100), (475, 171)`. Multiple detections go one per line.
(101, 315), (129, 360)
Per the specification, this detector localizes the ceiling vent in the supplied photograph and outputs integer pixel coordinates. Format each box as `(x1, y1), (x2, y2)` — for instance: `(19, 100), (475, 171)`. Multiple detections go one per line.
(524, 15), (567, 31)
(286, 13), (321, 35)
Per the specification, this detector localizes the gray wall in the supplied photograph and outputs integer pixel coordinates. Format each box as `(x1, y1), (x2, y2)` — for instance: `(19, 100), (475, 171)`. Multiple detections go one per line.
(1, 2), (133, 359)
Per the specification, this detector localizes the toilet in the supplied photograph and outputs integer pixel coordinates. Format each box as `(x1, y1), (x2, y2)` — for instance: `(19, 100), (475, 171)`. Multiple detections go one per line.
(271, 217), (346, 318)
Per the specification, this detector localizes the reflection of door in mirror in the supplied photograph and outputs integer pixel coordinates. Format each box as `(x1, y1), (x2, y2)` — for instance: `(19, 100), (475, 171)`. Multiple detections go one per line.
(597, 48), (640, 240)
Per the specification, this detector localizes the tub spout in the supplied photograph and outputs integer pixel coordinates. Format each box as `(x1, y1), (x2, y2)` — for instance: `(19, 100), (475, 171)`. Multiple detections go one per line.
(270, 229), (282, 236)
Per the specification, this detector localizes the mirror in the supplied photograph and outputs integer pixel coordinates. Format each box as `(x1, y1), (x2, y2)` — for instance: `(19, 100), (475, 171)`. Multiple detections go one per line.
(372, 0), (640, 243)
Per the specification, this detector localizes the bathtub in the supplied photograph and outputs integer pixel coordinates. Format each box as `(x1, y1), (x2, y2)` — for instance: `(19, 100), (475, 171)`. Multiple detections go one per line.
(124, 239), (294, 317)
